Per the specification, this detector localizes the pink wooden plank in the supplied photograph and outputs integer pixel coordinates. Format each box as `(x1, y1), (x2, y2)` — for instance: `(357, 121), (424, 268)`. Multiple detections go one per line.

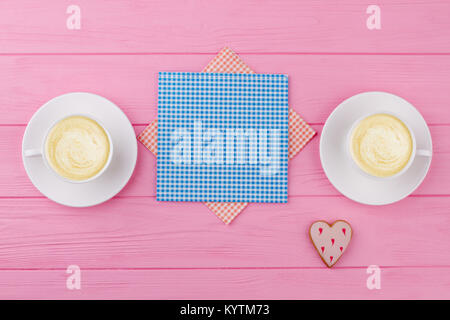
(0, 0), (448, 301)
(0, 267), (448, 299)
(1, 1), (450, 53)
(1, 124), (446, 197)
(1, 54), (450, 125)
(0, 196), (448, 269)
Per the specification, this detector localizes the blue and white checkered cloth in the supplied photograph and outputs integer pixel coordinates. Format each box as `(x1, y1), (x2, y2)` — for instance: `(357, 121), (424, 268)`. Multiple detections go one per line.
(157, 72), (289, 203)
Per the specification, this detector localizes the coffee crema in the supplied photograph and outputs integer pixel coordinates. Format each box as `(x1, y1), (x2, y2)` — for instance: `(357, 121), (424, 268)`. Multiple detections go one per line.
(350, 113), (413, 177)
(45, 116), (110, 181)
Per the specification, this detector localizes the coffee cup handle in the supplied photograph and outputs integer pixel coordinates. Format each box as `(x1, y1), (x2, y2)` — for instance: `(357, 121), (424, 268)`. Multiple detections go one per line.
(24, 149), (42, 157)
(416, 149), (432, 157)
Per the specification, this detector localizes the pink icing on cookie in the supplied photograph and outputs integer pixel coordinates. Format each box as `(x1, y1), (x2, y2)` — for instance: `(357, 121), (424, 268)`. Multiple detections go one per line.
(309, 220), (352, 268)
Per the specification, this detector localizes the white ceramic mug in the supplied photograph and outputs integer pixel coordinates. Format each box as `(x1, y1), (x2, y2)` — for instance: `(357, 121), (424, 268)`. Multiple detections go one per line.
(346, 111), (432, 179)
(23, 114), (113, 183)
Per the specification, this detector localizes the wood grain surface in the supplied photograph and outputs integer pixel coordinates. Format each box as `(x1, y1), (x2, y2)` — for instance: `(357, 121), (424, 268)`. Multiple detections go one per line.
(0, 0), (449, 299)
(1, 54), (450, 125)
(1, 0), (450, 53)
(0, 267), (449, 299)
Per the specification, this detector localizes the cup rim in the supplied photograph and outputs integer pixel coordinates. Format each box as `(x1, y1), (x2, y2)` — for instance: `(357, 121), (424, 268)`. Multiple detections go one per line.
(41, 113), (114, 184)
(346, 111), (417, 180)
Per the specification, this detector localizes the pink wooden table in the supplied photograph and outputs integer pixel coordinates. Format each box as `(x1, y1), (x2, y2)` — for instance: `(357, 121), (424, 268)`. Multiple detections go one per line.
(1, 0), (450, 299)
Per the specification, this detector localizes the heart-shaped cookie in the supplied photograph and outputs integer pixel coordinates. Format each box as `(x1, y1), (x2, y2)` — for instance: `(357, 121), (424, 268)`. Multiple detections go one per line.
(309, 220), (352, 268)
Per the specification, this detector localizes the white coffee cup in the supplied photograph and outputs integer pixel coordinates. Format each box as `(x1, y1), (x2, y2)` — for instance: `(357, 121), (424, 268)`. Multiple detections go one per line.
(23, 114), (113, 183)
(346, 111), (431, 179)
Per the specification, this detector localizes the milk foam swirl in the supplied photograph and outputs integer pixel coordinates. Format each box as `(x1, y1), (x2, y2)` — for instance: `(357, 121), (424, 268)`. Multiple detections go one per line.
(350, 114), (412, 177)
(45, 116), (110, 181)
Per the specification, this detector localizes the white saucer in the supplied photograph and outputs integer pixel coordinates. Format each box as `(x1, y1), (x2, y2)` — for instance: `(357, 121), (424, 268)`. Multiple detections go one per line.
(22, 92), (137, 207)
(320, 92), (432, 205)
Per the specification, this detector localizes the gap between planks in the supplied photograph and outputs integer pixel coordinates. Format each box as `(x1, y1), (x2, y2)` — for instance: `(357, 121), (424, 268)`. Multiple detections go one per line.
(0, 265), (449, 271)
(1, 194), (450, 200)
(1, 52), (450, 56)
(1, 123), (450, 127)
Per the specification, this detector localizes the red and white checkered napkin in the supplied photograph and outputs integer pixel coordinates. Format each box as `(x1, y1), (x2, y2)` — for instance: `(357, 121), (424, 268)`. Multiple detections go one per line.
(138, 47), (316, 224)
